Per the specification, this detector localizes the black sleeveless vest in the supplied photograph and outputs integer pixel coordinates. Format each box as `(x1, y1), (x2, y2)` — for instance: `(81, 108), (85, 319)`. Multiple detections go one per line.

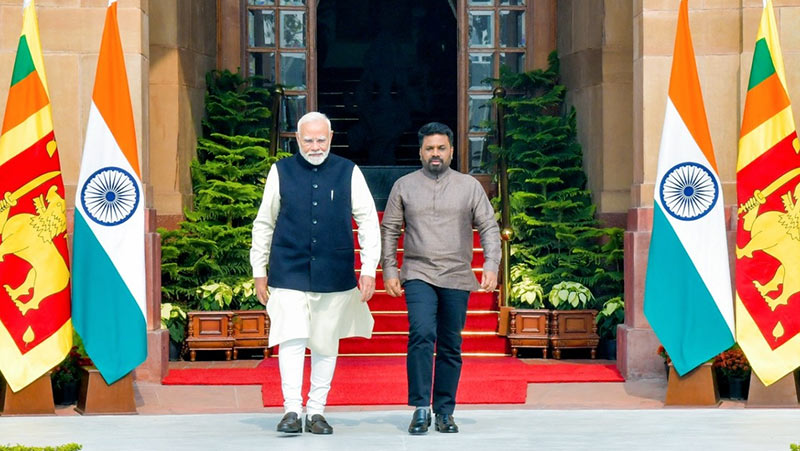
(268, 153), (357, 292)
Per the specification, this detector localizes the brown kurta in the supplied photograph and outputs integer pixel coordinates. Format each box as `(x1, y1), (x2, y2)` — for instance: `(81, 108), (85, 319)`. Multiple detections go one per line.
(381, 167), (501, 291)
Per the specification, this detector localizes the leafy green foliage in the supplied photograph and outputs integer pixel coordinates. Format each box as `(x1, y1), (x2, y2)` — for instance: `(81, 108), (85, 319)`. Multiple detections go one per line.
(50, 346), (81, 389)
(548, 281), (594, 310)
(160, 303), (187, 343)
(160, 70), (288, 311)
(596, 296), (624, 339)
(197, 280), (261, 311)
(492, 52), (624, 315)
(0, 445), (81, 451)
(509, 265), (545, 308)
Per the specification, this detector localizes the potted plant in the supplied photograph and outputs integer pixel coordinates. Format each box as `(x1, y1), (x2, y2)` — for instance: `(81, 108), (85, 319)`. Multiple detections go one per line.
(657, 345), (671, 380)
(595, 296), (623, 360)
(161, 303), (187, 361)
(714, 346), (751, 400)
(50, 346), (82, 405)
(185, 279), (269, 361)
(547, 281), (599, 359)
(507, 265), (550, 358)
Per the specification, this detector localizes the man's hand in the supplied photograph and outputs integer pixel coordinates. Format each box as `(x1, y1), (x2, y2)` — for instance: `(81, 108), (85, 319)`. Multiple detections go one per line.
(358, 275), (376, 302)
(480, 271), (498, 291)
(255, 276), (269, 305)
(385, 278), (403, 297)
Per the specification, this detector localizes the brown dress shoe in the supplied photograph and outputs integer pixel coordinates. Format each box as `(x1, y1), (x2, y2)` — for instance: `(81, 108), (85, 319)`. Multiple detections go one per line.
(276, 412), (302, 433)
(435, 413), (459, 433)
(305, 414), (333, 434)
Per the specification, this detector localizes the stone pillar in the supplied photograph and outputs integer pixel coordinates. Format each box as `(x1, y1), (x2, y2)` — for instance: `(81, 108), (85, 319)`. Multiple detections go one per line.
(133, 208), (167, 383)
(558, 0), (632, 227)
(149, 0), (217, 230)
(622, 1), (751, 379)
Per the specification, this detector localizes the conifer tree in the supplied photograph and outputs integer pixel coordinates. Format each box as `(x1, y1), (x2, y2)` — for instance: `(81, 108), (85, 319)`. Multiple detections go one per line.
(160, 70), (287, 310)
(493, 53), (623, 308)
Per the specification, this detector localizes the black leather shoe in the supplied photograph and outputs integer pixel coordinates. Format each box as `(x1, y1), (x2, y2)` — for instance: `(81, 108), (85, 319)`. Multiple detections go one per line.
(408, 408), (431, 435)
(305, 414), (333, 434)
(276, 412), (302, 433)
(435, 413), (459, 433)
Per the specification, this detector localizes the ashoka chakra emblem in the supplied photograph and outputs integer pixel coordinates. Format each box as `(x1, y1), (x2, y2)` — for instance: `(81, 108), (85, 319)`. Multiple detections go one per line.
(659, 162), (718, 221)
(81, 167), (140, 226)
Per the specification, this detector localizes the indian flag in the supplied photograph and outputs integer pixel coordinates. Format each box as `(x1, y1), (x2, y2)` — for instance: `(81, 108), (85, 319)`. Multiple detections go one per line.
(735, 0), (800, 386)
(0, 0), (72, 393)
(72, 0), (146, 385)
(643, 0), (734, 376)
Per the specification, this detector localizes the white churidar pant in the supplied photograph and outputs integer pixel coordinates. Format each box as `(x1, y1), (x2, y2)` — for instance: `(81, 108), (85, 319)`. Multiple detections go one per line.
(268, 286), (373, 414)
(278, 338), (337, 416)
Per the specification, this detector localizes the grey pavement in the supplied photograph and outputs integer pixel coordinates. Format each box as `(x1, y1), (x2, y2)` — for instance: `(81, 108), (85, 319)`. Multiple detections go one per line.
(1, 409), (799, 451)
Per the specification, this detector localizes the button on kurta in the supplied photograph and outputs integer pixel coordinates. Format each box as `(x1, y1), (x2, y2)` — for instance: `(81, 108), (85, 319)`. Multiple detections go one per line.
(313, 183), (319, 189)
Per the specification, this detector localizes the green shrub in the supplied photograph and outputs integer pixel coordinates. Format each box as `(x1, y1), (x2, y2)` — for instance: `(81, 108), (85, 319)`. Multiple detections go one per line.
(0, 444), (82, 451)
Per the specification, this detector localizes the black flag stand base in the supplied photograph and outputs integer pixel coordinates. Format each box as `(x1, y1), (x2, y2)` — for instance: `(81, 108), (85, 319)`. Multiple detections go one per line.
(746, 371), (800, 407)
(75, 367), (137, 415)
(665, 362), (720, 406)
(0, 372), (55, 415)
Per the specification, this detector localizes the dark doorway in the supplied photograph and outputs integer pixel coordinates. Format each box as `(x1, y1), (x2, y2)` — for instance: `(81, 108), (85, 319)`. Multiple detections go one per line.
(316, 0), (457, 167)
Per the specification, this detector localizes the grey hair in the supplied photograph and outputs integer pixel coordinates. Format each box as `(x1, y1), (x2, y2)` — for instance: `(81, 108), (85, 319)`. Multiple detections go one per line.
(296, 112), (332, 133)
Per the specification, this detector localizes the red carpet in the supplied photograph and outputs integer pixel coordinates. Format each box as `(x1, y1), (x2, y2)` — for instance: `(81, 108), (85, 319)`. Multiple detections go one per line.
(162, 357), (624, 406)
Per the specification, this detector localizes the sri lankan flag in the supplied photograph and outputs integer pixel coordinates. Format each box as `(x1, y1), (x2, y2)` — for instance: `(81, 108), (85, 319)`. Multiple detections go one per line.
(735, 0), (800, 387)
(0, 0), (72, 392)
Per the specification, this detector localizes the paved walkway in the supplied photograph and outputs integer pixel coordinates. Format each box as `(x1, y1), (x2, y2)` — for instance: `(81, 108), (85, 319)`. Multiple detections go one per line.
(1, 359), (799, 450)
(2, 409), (799, 450)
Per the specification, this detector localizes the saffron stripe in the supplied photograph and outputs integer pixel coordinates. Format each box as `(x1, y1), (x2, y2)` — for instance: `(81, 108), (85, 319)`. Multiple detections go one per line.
(1, 71), (49, 134)
(737, 106), (797, 171)
(0, 104), (53, 166)
(667, 0), (716, 172)
(91, 2), (139, 177)
(740, 73), (790, 138)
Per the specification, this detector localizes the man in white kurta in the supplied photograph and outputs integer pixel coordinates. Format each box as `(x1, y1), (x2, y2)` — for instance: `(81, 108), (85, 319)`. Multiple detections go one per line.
(250, 112), (380, 435)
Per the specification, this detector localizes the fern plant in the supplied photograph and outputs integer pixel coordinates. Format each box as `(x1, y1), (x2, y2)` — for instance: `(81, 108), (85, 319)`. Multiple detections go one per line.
(160, 70), (288, 311)
(492, 52), (624, 310)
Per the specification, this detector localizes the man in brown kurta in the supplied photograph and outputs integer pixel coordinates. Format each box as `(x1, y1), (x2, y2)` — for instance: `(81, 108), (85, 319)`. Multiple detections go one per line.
(381, 122), (501, 435)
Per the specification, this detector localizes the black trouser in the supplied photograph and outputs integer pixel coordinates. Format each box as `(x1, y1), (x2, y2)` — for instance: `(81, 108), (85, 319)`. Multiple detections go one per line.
(404, 279), (469, 415)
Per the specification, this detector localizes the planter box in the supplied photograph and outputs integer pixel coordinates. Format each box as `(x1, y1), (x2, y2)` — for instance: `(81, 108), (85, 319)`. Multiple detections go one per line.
(232, 310), (270, 359)
(186, 311), (234, 361)
(508, 309), (551, 358)
(497, 305), (513, 337)
(186, 310), (270, 361)
(549, 309), (599, 359)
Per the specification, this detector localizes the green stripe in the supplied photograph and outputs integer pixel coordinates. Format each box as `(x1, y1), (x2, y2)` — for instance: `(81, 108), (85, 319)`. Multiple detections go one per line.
(72, 212), (147, 385)
(644, 205), (734, 376)
(10, 36), (35, 86)
(748, 38), (777, 90)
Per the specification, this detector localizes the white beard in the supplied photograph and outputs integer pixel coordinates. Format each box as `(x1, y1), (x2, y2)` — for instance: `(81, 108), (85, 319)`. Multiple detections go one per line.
(301, 150), (330, 166)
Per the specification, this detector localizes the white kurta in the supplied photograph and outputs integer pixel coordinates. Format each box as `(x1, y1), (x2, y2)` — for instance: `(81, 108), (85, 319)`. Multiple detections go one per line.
(250, 163), (380, 355)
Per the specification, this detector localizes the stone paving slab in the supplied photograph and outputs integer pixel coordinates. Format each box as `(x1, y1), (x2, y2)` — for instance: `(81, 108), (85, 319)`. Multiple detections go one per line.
(1, 409), (799, 451)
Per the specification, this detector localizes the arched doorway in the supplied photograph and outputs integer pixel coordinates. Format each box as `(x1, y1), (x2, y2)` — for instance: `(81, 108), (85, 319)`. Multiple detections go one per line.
(316, 0), (458, 167)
